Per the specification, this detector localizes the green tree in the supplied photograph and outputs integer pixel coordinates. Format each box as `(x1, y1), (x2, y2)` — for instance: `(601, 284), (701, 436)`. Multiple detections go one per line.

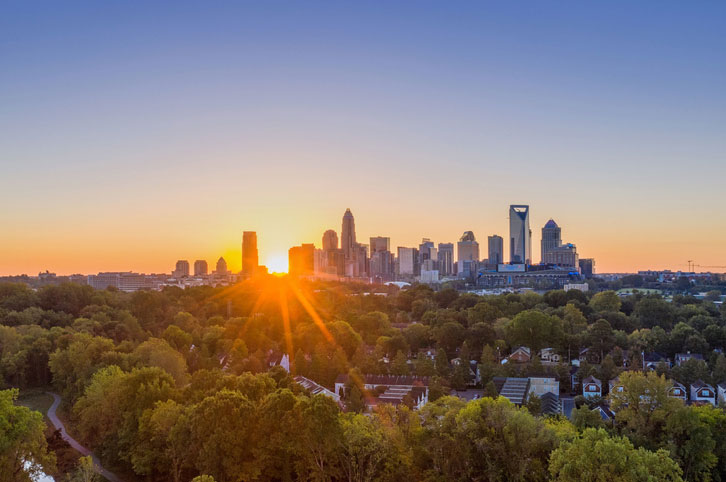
(391, 351), (410, 376)
(589, 291), (621, 313)
(0, 389), (56, 482)
(338, 413), (389, 482)
(507, 310), (563, 355)
(549, 428), (683, 482)
(65, 456), (99, 482)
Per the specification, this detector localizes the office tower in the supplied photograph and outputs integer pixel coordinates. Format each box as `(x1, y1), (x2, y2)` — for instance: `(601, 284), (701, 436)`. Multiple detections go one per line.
(438, 243), (454, 276)
(488, 235), (504, 266)
(242, 231), (259, 276)
(215, 257), (228, 275)
(579, 258), (595, 278)
(356, 244), (369, 277)
(289, 244), (315, 276)
(419, 238), (437, 272)
(369, 236), (390, 254)
(396, 247), (418, 277)
(341, 209), (356, 260)
(173, 260), (190, 278)
(457, 231), (480, 278)
(541, 219), (562, 264)
(193, 260), (208, 276)
(544, 243), (579, 267)
(509, 205), (532, 264)
(322, 229), (338, 251)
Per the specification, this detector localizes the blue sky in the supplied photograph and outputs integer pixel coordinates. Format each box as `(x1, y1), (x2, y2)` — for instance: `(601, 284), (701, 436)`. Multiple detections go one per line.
(1, 2), (724, 274)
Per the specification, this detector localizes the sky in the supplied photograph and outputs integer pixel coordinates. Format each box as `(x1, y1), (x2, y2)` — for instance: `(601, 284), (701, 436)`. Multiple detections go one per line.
(1, 1), (725, 275)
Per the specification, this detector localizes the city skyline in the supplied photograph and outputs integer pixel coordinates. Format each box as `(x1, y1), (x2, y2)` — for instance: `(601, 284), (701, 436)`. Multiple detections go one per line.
(2, 3), (725, 275)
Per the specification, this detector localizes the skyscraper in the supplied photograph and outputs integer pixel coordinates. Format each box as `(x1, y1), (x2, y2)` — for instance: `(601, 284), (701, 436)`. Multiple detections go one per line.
(541, 219), (562, 264)
(173, 260), (190, 278)
(437, 243), (454, 276)
(509, 205), (532, 264)
(242, 231), (258, 276)
(457, 231), (479, 278)
(396, 247), (418, 277)
(215, 257), (228, 275)
(419, 238), (437, 272)
(369, 237), (393, 280)
(488, 235), (504, 266)
(369, 236), (390, 254)
(193, 260), (208, 276)
(289, 243), (315, 276)
(579, 258), (595, 278)
(322, 230), (338, 251)
(341, 209), (356, 260)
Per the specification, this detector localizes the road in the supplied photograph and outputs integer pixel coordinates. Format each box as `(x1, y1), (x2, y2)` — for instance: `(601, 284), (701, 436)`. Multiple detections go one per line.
(46, 392), (123, 482)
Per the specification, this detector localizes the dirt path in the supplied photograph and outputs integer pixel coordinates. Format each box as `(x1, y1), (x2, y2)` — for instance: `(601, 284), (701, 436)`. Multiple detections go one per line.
(46, 392), (123, 482)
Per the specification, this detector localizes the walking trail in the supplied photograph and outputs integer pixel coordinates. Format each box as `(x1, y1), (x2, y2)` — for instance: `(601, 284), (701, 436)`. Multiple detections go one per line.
(46, 392), (123, 482)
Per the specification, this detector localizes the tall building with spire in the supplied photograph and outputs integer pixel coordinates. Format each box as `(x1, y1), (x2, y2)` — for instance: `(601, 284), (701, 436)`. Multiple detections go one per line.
(541, 219), (562, 264)
(215, 257), (228, 275)
(242, 231), (258, 277)
(509, 205), (532, 264)
(341, 209), (356, 260)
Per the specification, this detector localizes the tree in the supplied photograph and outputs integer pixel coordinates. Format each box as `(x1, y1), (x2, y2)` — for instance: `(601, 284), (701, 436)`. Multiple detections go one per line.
(435, 349), (450, 377)
(66, 456), (99, 482)
(507, 310), (563, 355)
(635, 297), (675, 330)
(391, 351), (410, 376)
(297, 395), (342, 481)
(587, 319), (614, 361)
(571, 405), (604, 430)
(589, 291), (621, 313)
(549, 428), (683, 482)
(0, 389), (56, 482)
(338, 414), (389, 482)
(608, 371), (682, 447)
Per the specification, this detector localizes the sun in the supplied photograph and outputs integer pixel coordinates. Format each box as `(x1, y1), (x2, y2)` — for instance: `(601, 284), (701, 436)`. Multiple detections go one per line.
(265, 254), (288, 274)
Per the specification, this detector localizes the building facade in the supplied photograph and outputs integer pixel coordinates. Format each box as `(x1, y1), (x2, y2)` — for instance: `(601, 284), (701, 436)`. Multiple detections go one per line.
(437, 243), (454, 276)
(488, 235), (504, 267)
(242, 231), (259, 276)
(509, 205), (532, 264)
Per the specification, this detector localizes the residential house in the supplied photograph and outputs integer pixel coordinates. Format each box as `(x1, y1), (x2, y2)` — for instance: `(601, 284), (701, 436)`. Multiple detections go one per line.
(675, 352), (705, 367)
(582, 375), (602, 399)
(592, 406), (615, 424)
(644, 352), (670, 371)
(609, 376), (623, 396)
(669, 381), (687, 401)
(508, 346), (531, 363)
(690, 380), (716, 405)
(539, 348), (561, 363)
(718, 383), (726, 405)
(294, 376), (340, 402)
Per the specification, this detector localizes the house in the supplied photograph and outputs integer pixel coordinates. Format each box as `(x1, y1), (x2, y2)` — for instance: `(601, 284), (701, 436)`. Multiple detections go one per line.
(669, 381), (687, 401)
(675, 352), (705, 367)
(529, 377), (560, 397)
(690, 380), (716, 405)
(592, 405), (615, 423)
(267, 352), (290, 372)
(644, 352), (670, 370)
(539, 348), (561, 363)
(294, 376), (340, 402)
(450, 358), (479, 386)
(540, 392), (562, 416)
(508, 346), (531, 363)
(609, 377), (623, 396)
(582, 376), (602, 399)
(334, 374), (430, 410)
(717, 383), (726, 405)
(578, 347), (600, 365)
(492, 377), (530, 405)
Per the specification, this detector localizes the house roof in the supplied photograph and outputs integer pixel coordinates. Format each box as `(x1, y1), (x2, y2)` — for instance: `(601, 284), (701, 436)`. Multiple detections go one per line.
(540, 392), (561, 415)
(334, 374), (430, 387)
(582, 375), (601, 385)
(691, 379), (714, 390)
(644, 352), (667, 363)
(593, 406), (615, 421)
(676, 353), (704, 361)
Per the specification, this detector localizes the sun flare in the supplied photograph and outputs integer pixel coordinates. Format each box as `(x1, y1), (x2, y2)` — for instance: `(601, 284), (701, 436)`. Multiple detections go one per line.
(265, 254), (288, 274)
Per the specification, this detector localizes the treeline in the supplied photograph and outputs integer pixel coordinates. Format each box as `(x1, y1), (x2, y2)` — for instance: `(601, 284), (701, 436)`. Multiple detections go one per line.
(1, 279), (726, 481)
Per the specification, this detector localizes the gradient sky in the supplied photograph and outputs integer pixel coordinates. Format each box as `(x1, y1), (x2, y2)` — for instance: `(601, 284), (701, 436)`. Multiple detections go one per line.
(1, 1), (725, 275)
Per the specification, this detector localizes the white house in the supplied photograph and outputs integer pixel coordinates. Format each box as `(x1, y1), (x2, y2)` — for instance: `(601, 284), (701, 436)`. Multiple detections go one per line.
(690, 380), (716, 405)
(582, 376), (602, 399)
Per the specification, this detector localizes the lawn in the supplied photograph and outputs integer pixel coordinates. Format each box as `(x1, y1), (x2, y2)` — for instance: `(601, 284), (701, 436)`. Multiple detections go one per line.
(16, 388), (54, 420)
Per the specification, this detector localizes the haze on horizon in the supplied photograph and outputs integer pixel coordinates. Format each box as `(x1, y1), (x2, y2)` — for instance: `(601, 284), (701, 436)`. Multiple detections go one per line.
(1, 2), (725, 276)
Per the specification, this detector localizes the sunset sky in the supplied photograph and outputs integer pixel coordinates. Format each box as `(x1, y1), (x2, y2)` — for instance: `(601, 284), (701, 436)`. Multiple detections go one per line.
(1, 2), (725, 275)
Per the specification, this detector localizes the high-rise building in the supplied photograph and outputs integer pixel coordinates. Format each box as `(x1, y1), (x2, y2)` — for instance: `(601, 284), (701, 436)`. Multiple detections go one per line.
(215, 257), (228, 275)
(173, 260), (190, 278)
(289, 243), (315, 276)
(193, 260), (208, 276)
(579, 258), (595, 278)
(242, 231), (258, 276)
(544, 243), (579, 267)
(369, 236), (390, 254)
(419, 238), (437, 272)
(509, 205), (532, 264)
(457, 232), (479, 278)
(322, 230), (338, 251)
(541, 219), (562, 264)
(488, 235), (504, 266)
(341, 209), (356, 261)
(438, 243), (454, 276)
(396, 247), (418, 277)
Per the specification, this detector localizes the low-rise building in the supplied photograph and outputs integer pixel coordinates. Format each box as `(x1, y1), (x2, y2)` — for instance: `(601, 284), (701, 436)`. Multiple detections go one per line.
(690, 380), (716, 405)
(582, 376), (602, 399)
